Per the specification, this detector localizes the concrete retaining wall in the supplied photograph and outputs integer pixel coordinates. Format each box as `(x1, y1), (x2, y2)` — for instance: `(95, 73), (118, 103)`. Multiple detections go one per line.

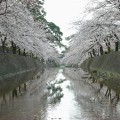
(81, 51), (120, 75)
(0, 53), (44, 77)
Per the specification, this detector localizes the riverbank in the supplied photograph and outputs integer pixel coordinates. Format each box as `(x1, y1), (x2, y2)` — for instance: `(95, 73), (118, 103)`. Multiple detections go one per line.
(81, 51), (120, 78)
(0, 53), (44, 78)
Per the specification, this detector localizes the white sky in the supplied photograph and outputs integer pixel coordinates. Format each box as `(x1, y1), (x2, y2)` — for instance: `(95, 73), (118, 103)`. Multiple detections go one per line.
(44, 0), (91, 39)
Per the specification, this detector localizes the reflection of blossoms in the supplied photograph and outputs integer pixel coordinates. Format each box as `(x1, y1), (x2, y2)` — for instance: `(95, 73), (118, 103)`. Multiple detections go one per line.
(47, 79), (64, 102)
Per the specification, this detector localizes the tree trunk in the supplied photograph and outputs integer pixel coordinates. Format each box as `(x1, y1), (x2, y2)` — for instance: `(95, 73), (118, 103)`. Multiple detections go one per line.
(100, 45), (104, 55)
(107, 42), (111, 53)
(89, 52), (93, 58)
(18, 48), (21, 55)
(11, 41), (16, 54)
(23, 49), (26, 56)
(1, 36), (7, 52)
(2, 41), (5, 52)
(92, 49), (96, 57)
(107, 46), (111, 53)
(13, 45), (17, 54)
(115, 41), (119, 51)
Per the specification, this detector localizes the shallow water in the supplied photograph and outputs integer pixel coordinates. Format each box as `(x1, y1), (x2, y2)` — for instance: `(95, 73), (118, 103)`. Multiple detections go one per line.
(0, 68), (120, 120)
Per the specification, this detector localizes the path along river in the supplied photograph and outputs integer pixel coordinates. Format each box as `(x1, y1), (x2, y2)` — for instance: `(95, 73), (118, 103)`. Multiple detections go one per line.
(0, 68), (120, 120)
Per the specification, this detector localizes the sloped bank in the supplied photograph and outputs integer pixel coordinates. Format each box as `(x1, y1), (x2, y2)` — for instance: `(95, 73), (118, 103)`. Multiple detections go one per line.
(0, 53), (44, 78)
(81, 51), (120, 77)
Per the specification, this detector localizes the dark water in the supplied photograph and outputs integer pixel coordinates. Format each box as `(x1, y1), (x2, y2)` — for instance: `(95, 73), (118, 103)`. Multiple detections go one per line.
(0, 68), (120, 120)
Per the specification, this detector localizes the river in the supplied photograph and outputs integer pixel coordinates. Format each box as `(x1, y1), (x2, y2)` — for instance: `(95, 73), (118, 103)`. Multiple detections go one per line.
(0, 68), (120, 120)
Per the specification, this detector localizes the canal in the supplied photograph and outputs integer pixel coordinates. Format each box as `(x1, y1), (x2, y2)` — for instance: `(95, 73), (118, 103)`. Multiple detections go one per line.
(0, 68), (120, 120)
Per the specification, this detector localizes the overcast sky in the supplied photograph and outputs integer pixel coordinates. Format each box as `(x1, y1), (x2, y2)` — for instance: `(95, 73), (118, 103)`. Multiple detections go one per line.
(44, 0), (90, 38)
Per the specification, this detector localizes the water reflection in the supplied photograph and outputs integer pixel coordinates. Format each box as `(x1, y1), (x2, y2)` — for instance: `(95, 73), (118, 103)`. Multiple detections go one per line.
(1, 68), (120, 120)
(47, 80), (64, 103)
(64, 68), (120, 120)
(46, 70), (81, 120)
(0, 69), (45, 118)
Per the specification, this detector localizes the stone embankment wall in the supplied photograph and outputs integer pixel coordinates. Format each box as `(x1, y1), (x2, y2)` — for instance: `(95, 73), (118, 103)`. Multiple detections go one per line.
(0, 53), (44, 77)
(81, 51), (120, 76)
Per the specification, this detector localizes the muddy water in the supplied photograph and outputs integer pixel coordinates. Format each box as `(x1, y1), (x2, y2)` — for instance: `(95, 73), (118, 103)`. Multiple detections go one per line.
(0, 68), (120, 120)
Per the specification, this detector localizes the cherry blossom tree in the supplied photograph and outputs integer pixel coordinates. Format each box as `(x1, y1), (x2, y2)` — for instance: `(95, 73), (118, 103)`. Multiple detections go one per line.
(0, 0), (61, 65)
(62, 0), (120, 66)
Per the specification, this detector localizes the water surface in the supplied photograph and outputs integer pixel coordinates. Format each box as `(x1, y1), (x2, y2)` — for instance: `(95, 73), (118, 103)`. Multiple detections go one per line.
(0, 68), (120, 120)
